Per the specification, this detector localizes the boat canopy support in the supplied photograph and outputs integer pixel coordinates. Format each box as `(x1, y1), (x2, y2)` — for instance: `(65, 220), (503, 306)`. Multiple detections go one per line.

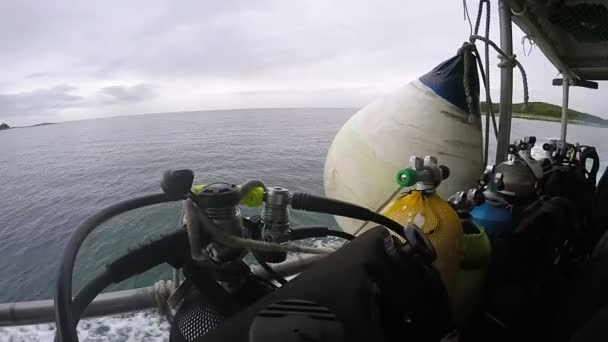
(560, 76), (570, 143)
(0, 254), (324, 327)
(496, 0), (514, 163)
(496, 0), (606, 157)
(552, 77), (600, 143)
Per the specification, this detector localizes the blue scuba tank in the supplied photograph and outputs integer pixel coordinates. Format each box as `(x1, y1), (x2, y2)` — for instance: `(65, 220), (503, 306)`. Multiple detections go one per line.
(470, 201), (512, 264)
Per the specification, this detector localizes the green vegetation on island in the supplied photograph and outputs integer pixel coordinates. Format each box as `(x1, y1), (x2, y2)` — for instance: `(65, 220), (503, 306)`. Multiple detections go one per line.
(480, 101), (608, 127)
(0, 122), (56, 131)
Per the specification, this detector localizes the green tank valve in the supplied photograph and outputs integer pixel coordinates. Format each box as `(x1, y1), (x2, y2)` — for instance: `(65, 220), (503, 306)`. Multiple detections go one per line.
(191, 184), (206, 195)
(192, 184), (264, 206)
(239, 186), (265, 207)
(396, 168), (418, 187)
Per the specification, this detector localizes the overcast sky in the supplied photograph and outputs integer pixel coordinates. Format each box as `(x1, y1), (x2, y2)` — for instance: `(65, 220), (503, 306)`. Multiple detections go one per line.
(1, 0), (606, 126)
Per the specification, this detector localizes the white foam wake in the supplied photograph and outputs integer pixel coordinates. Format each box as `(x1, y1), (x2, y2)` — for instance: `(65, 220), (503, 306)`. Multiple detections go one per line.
(0, 310), (169, 342)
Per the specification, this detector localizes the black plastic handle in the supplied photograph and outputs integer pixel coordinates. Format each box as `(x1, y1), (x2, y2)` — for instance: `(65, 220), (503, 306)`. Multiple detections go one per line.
(161, 169), (194, 200)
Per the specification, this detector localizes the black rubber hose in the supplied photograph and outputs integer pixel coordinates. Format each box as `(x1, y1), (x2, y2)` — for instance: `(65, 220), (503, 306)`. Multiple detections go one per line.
(105, 229), (190, 283)
(56, 229), (190, 342)
(55, 193), (175, 342)
(290, 192), (405, 238)
(326, 230), (355, 240)
(252, 226), (354, 286)
(289, 226), (355, 241)
(181, 261), (241, 316)
(53, 271), (114, 342)
(251, 252), (287, 285)
(72, 272), (114, 323)
(580, 146), (600, 183)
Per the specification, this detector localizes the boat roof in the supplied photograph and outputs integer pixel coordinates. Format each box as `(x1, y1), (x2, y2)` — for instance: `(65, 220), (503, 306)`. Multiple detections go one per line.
(511, 0), (608, 81)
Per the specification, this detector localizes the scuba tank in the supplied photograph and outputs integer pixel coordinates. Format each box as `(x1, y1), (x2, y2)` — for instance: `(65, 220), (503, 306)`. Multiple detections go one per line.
(495, 144), (538, 200)
(542, 139), (557, 161)
(543, 142), (600, 254)
(470, 142), (538, 259)
(382, 155), (463, 302)
(448, 188), (492, 327)
(466, 161), (534, 340)
(517, 136), (543, 180)
(540, 139), (558, 174)
(472, 138), (538, 250)
(539, 139), (557, 175)
(470, 167), (513, 266)
(494, 143), (539, 225)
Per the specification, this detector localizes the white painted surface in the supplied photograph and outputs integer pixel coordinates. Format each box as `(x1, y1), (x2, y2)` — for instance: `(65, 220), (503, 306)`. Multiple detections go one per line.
(324, 80), (483, 234)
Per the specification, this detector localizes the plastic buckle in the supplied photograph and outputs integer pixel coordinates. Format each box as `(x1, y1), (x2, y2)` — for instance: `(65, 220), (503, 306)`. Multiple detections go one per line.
(400, 224), (437, 264)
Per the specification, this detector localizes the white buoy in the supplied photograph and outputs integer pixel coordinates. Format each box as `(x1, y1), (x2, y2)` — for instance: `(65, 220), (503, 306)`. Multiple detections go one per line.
(324, 52), (483, 234)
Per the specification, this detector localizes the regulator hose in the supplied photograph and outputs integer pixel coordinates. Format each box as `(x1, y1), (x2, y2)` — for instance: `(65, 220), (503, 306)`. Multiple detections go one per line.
(57, 191), (399, 341)
(53, 272), (116, 341)
(253, 227), (355, 285)
(289, 226), (355, 241)
(55, 193), (177, 342)
(251, 252), (288, 285)
(56, 229), (190, 342)
(64, 272), (114, 340)
(580, 146), (600, 183)
(290, 192), (406, 238)
(186, 200), (334, 255)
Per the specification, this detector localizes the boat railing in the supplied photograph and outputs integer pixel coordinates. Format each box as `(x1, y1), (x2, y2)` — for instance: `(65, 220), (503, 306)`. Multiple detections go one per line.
(0, 254), (324, 327)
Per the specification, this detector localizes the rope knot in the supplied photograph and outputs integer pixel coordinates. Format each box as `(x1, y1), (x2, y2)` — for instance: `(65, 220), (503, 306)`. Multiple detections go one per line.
(459, 42), (476, 54)
(497, 54), (517, 68)
(155, 279), (176, 322)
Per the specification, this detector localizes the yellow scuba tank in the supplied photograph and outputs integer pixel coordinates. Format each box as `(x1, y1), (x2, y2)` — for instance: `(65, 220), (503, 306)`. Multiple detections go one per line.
(447, 188), (493, 326)
(452, 221), (491, 326)
(382, 156), (463, 299)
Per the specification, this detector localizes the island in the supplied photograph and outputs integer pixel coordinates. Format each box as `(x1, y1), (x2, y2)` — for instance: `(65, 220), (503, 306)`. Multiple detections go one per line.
(0, 122), (55, 131)
(480, 101), (608, 127)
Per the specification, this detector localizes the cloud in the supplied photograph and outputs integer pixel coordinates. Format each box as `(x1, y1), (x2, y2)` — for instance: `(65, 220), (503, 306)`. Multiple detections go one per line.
(0, 85), (83, 117)
(0, 83), (156, 124)
(98, 84), (155, 104)
(24, 72), (51, 79)
(0, 0), (606, 126)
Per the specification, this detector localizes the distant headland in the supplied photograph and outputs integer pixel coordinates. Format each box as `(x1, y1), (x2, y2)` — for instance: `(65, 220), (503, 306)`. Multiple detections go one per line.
(480, 101), (608, 127)
(0, 122), (55, 131)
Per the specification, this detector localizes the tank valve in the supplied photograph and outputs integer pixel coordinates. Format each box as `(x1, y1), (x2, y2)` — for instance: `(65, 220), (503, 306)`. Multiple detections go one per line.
(542, 139), (557, 160)
(396, 156), (450, 192)
(258, 187), (291, 263)
(196, 183), (245, 262)
(448, 188), (485, 213)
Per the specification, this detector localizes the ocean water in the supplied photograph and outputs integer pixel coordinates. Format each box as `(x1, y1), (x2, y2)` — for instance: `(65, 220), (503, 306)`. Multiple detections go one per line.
(1, 108), (607, 341)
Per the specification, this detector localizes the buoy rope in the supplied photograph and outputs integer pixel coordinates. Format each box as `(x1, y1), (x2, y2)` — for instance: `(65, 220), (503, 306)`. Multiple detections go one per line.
(464, 0), (530, 167)
(154, 279), (176, 323)
(470, 34), (530, 107)
(462, 0), (473, 36)
(463, 43), (477, 120)
(463, 0), (498, 167)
